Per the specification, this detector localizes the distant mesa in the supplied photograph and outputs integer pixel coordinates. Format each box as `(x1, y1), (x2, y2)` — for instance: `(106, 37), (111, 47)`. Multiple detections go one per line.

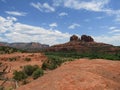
(0, 42), (49, 52)
(0, 35), (119, 53)
(46, 34), (120, 53)
(70, 34), (94, 42)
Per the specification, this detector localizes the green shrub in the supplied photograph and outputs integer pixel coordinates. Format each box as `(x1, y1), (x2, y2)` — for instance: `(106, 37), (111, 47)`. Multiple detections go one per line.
(42, 55), (62, 70)
(42, 51), (120, 71)
(24, 58), (31, 61)
(44, 51), (120, 61)
(23, 65), (39, 76)
(32, 68), (44, 79)
(0, 46), (25, 54)
(42, 61), (57, 70)
(41, 62), (49, 70)
(9, 57), (17, 61)
(0, 62), (2, 65)
(13, 71), (27, 81)
(23, 65), (34, 76)
(0, 86), (4, 90)
(13, 65), (44, 84)
(33, 65), (39, 70)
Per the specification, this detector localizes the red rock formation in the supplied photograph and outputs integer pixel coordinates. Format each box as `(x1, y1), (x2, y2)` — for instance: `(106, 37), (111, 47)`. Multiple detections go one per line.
(46, 34), (120, 53)
(70, 35), (79, 41)
(81, 35), (94, 42)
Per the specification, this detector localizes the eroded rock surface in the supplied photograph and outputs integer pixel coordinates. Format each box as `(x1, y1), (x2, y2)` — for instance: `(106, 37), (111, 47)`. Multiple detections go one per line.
(18, 59), (120, 90)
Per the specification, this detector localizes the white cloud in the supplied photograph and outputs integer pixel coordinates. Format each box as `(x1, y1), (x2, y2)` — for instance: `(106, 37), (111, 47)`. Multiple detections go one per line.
(102, 9), (120, 22)
(49, 23), (58, 28)
(59, 12), (68, 16)
(115, 17), (120, 22)
(5, 11), (27, 16)
(115, 15), (120, 22)
(0, 16), (70, 45)
(94, 35), (120, 46)
(108, 26), (120, 34)
(53, 0), (120, 23)
(68, 23), (80, 29)
(0, 16), (17, 33)
(109, 29), (120, 33)
(98, 27), (120, 45)
(31, 2), (55, 12)
(109, 26), (116, 30)
(53, 0), (109, 12)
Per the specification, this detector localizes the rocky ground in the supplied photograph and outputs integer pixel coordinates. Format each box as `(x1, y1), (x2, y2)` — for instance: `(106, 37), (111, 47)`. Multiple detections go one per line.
(0, 53), (46, 89)
(18, 59), (120, 90)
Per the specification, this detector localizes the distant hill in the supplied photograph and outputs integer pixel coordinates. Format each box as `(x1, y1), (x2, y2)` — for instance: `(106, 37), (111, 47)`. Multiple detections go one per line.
(46, 35), (120, 54)
(0, 42), (49, 52)
(0, 46), (24, 54)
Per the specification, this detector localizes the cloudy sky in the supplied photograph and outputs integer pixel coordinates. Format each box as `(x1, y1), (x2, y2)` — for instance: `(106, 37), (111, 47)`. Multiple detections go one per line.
(0, 0), (120, 46)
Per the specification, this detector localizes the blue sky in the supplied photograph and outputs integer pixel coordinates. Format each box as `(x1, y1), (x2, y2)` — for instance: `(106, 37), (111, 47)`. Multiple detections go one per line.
(0, 0), (120, 45)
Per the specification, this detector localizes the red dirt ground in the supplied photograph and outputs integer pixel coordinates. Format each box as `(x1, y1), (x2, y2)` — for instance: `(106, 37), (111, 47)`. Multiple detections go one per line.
(18, 59), (120, 90)
(0, 53), (46, 89)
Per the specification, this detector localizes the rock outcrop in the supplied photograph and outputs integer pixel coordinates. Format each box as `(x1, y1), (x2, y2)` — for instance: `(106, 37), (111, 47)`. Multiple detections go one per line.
(81, 35), (94, 42)
(70, 35), (79, 41)
(46, 34), (119, 53)
(70, 35), (94, 42)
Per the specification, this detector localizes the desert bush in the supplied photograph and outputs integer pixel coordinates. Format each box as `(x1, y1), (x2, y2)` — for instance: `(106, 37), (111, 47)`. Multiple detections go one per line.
(32, 68), (44, 79)
(44, 51), (120, 61)
(0, 86), (4, 90)
(23, 65), (35, 76)
(0, 46), (24, 54)
(24, 58), (31, 61)
(41, 62), (48, 70)
(13, 71), (27, 81)
(42, 61), (57, 70)
(0, 62), (2, 65)
(42, 55), (64, 70)
(8, 57), (17, 61)
(41, 51), (120, 71)
(13, 65), (44, 85)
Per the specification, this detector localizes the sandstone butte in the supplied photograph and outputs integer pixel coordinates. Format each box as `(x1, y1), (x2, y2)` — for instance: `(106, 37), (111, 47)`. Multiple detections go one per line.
(46, 35), (120, 53)
(18, 59), (120, 90)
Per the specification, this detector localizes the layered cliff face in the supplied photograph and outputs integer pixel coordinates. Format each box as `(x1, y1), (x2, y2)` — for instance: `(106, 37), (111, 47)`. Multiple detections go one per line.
(46, 35), (119, 53)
